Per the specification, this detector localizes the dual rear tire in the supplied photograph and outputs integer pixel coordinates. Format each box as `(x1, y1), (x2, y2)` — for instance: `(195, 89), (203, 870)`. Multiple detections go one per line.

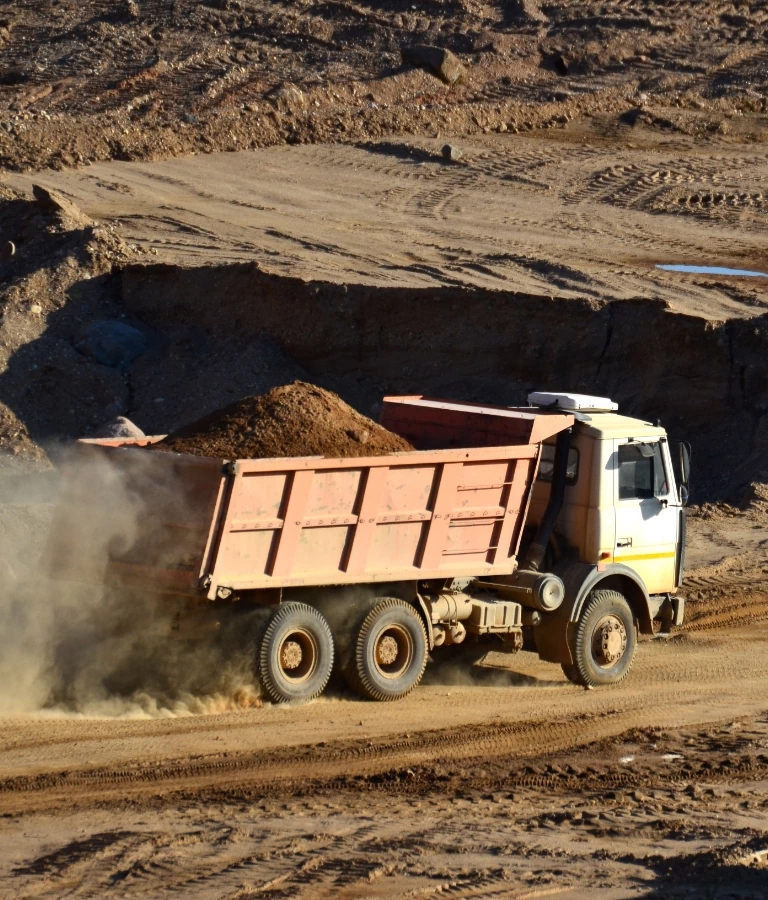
(257, 597), (428, 703)
(258, 602), (334, 703)
(344, 598), (428, 702)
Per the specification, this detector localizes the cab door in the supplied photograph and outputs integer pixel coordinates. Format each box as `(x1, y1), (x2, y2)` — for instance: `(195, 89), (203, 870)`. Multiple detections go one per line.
(613, 439), (679, 595)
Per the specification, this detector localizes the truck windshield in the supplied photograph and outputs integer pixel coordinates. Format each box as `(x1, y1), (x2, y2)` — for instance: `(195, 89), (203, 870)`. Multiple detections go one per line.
(618, 442), (668, 500)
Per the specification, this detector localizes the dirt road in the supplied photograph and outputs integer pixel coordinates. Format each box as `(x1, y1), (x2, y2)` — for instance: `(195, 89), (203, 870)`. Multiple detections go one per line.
(2, 596), (768, 898)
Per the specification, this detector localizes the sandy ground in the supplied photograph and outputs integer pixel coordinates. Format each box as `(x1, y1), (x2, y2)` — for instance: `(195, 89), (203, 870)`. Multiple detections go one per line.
(1, 593), (768, 897)
(8, 129), (768, 320)
(1, 5), (768, 896)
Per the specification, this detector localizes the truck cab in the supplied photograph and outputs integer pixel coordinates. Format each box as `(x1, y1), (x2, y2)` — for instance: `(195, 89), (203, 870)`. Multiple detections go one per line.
(526, 392), (688, 682)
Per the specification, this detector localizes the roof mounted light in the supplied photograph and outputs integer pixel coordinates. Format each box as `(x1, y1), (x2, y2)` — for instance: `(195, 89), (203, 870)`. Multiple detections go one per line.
(528, 391), (618, 412)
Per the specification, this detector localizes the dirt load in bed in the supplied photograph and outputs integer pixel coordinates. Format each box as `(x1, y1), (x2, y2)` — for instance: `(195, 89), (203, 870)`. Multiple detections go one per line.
(153, 381), (413, 460)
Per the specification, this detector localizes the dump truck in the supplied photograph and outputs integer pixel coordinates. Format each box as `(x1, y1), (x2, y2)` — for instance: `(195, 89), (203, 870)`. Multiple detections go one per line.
(48, 392), (690, 703)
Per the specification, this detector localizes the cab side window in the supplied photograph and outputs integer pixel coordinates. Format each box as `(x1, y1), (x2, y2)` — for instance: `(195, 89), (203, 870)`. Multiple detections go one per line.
(618, 442), (668, 500)
(537, 444), (579, 484)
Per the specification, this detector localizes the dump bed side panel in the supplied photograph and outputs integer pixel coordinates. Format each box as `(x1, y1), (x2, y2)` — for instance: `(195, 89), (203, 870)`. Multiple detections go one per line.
(47, 441), (226, 596)
(381, 396), (574, 449)
(207, 446), (540, 594)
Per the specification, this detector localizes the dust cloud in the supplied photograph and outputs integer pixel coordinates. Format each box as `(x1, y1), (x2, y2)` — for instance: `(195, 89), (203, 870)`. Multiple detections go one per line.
(0, 447), (261, 718)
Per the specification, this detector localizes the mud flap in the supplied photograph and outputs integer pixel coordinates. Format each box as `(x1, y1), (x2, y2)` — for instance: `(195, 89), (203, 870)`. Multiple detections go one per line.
(658, 593), (685, 632)
(533, 603), (574, 665)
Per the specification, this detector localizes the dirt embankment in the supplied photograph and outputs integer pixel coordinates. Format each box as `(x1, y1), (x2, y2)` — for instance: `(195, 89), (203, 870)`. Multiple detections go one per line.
(0, 195), (767, 500)
(155, 380), (413, 458)
(0, 186), (144, 463)
(0, 0), (766, 172)
(115, 261), (768, 502)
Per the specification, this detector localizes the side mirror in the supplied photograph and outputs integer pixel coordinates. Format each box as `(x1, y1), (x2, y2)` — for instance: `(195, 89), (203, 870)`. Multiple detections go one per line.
(678, 441), (691, 506)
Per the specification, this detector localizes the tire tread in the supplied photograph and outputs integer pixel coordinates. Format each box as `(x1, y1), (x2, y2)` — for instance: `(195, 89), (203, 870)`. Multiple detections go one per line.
(259, 602), (334, 703)
(571, 589), (636, 687)
(350, 598), (427, 702)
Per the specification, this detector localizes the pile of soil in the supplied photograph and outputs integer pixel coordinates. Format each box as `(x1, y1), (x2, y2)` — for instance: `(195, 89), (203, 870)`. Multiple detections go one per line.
(154, 381), (413, 460)
(0, 186), (143, 461)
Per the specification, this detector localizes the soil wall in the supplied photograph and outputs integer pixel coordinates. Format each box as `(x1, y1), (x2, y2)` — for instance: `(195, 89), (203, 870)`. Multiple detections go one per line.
(121, 262), (768, 501)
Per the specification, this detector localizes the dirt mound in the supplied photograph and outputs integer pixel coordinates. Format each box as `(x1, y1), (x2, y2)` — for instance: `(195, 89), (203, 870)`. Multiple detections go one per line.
(154, 381), (413, 460)
(0, 186), (146, 461)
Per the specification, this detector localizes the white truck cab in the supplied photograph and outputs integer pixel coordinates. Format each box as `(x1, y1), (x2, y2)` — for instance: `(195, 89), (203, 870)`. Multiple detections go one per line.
(525, 392), (688, 685)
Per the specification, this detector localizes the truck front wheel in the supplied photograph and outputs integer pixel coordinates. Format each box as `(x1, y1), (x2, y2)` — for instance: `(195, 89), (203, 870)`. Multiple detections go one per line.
(347, 598), (427, 702)
(562, 589), (637, 687)
(259, 603), (334, 703)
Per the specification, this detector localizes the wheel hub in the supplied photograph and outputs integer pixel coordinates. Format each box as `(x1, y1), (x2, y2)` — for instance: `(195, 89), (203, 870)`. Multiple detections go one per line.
(277, 628), (318, 684)
(281, 640), (303, 670)
(376, 635), (399, 666)
(373, 624), (413, 679)
(592, 615), (627, 667)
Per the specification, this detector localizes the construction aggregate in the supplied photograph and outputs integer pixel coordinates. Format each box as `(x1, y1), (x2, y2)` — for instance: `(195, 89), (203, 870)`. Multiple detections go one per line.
(154, 380), (413, 459)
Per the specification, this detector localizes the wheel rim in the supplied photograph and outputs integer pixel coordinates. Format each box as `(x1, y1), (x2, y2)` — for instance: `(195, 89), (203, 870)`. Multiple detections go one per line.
(277, 628), (319, 684)
(591, 614), (627, 668)
(372, 624), (413, 680)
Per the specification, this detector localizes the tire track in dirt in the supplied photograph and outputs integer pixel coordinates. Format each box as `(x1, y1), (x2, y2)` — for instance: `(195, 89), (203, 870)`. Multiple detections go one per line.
(2, 625), (768, 815)
(6, 715), (768, 899)
(10, 135), (768, 317)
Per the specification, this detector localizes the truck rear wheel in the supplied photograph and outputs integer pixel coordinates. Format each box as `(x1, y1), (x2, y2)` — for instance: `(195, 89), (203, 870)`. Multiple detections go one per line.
(563, 589), (636, 687)
(259, 603), (334, 703)
(346, 598), (427, 702)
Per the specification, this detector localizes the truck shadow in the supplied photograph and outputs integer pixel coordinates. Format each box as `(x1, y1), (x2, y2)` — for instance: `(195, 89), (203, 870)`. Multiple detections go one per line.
(637, 857), (768, 898)
(422, 646), (566, 689)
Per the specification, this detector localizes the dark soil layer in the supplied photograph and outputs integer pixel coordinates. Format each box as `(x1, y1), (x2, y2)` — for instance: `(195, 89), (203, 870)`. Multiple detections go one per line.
(154, 381), (413, 460)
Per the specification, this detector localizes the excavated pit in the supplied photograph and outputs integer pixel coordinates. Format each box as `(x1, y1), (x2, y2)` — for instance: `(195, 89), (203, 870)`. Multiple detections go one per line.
(115, 261), (768, 502)
(0, 190), (766, 502)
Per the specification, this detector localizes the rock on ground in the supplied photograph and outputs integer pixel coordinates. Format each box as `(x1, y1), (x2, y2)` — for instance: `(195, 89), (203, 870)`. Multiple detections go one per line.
(75, 321), (148, 370)
(402, 45), (466, 86)
(506, 0), (548, 23)
(32, 184), (92, 227)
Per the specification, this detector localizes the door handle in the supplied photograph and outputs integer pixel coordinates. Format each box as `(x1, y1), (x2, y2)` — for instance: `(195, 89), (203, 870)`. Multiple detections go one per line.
(616, 538), (633, 548)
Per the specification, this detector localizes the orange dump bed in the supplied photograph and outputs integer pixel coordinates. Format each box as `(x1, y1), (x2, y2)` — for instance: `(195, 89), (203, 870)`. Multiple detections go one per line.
(53, 398), (572, 599)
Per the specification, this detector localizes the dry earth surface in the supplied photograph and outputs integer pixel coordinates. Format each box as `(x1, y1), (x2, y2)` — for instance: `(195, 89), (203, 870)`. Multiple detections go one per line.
(0, 0), (765, 174)
(6, 128), (768, 317)
(1, 1), (768, 897)
(1, 585), (768, 898)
